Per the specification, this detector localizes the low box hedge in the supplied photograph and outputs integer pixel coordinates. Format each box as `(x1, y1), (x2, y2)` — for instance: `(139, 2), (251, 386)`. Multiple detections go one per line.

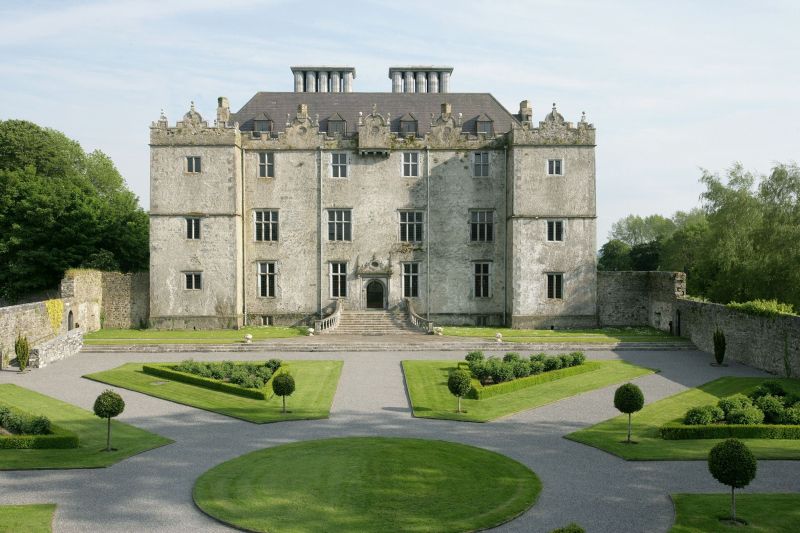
(0, 405), (79, 449)
(142, 363), (285, 400)
(467, 362), (600, 400)
(661, 422), (800, 440)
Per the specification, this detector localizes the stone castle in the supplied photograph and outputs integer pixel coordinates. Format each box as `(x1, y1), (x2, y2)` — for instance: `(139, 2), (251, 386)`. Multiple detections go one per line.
(148, 65), (597, 329)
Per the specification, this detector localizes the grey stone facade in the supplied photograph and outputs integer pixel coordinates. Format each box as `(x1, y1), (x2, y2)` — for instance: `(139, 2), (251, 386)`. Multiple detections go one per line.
(148, 66), (598, 329)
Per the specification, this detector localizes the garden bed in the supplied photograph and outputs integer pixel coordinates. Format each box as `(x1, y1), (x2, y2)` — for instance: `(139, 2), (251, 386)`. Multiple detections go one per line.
(0, 404), (78, 449)
(142, 359), (284, 400)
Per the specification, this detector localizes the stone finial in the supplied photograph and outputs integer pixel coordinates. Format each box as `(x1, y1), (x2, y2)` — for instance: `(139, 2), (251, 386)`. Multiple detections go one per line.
(287, 113), (291, 126)
(581, 111), (587, 123)
(372, 103), (378, 115)
(358, 111), (363, 126)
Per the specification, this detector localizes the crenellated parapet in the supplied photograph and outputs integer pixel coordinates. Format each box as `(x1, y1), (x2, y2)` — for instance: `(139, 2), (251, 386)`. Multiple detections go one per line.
(150, 102), (240, 147)
(510, 104), (595, 146)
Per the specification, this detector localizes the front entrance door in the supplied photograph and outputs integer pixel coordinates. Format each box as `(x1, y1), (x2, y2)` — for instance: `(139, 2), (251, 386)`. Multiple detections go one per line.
(366, 280), (384, 309)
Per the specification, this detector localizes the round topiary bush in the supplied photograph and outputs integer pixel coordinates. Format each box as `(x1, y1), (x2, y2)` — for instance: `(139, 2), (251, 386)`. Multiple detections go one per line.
(465, 351), (484, 364)
(265, 358), (282, 372)
(684, 405), (718, 426)
(272, 373), (296, 413)
(614, 383), (645, 443)
(502, 352), (521, 363)
(27, 415), (51, 435)
(718, 394), (753, 418)
(448, 369), (472, 413)
(529, 360), (545, 375)
(781, 405), (800, 425)
(529, 353), (547, 364)
(492, 362), (515, 383)
(708, 438), (757, 523)
(512, 360), (531, 378)
(543, 357), (562, 372)
(559, 353), (574, 368)
(727, 405), (765, 425)
(750, 380), (786, 400)
(754, 394), (785, 424)
(93, 389), (125, 451)
(570, 352), (586, 366)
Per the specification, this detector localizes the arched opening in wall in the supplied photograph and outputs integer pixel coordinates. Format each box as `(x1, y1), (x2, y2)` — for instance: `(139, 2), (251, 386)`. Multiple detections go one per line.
(675, 309), (682, 336)
(67, 311), (74, 331)
(366, 280), (385, 309)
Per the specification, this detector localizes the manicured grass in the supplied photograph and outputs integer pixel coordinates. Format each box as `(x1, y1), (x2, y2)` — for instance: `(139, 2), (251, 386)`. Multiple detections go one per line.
(670, 493), (800, 532)
(566, 377), (800, 460)
(84, 325), (307, 345)
(403, 360), (653, 422)
(84, 360), (342, 423)
(193, 437), (541, 533)
(442, 325), (682, 343)
(0, 504), (56, 533)
(0, 384), (171, 470)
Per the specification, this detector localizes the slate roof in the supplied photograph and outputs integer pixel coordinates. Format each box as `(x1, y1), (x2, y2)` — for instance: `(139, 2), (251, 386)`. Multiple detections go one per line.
(230, 92), (520, 135)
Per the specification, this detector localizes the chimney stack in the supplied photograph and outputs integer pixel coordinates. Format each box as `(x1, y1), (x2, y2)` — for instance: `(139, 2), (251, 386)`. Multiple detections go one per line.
(217, 96), (230, 124)
(389, 66), (454, 93)
(519, 100), (533, 124)
(290, 66), (357, 93)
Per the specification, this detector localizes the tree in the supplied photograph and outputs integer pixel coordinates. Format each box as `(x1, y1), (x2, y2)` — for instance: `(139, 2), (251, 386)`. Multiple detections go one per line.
(629, 239), (662, 271)
(272, 373), (295, 413)
(93, 390), (125, 451)
(447, 369), (472, 413)
(597, 239), (632, 271)
(609, 214), (676, 247)
(14, 334), (30, 372)
(614, 383), (644, 443)
(713, 328), (726, 365)
(708, 438), (757, 523)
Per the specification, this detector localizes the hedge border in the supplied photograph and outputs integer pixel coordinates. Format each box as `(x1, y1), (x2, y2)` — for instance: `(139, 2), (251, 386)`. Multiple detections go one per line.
(660, 422), (800, 440)
(468, 362), (600, 400)
(142, 363), (286, 401)
(0, 404), (79, 449)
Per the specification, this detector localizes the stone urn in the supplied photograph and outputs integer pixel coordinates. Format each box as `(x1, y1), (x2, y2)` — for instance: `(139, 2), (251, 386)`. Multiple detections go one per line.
(495, 332), (503, 343)
(244, 334), (253, 344)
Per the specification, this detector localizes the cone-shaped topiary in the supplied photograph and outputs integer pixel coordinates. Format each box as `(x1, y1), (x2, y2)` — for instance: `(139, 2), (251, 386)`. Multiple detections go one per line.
(713, 328), (726, 365)
(447, 369), (472, 413)
(614, 383), (644, 443)
(272, 373), (295, 413)
(14, 335), (30, 372)
(708, 438), (757, 523)
(93, 389), (125, 451)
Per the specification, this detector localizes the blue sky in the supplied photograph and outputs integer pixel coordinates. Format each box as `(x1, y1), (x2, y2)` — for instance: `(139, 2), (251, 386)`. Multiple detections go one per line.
(1, 0), (798, 244)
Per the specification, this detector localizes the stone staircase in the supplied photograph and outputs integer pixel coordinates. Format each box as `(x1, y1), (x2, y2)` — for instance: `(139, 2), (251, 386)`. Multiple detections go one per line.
(332, 310), (423, 335)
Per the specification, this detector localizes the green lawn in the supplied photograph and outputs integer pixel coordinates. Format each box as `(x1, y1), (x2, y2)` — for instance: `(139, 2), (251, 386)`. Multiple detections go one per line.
(442, 325), (683, 343)
(84, 360), (342, 423)
(0, 384), (171, 470)
(0, 504), (56, 533)
(193, 437), (540, 533)
(566, 377), (800, 460)
(403, 360), (653, 422)
(671, 493), (800, 532)
(84, 325), (307, 345)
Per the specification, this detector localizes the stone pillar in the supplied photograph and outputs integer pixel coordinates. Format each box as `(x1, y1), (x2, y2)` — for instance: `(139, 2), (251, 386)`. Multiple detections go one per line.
(305, 71), (317, 93)
(330, 71), (341, 93)
(391, 71), (402, 93)
(294, 71), (304, 92)
(415, 72), (426, 93)
(404, 71), (414, 93)
(441, 102), (451, 116)
(343, 71), (354, 93)
(441, 72), (450, 93)
(216, 96), (230, 124)
(519, 100), (533, 124)
(318, 71), (329, 93)
(427, 72), (439, 93)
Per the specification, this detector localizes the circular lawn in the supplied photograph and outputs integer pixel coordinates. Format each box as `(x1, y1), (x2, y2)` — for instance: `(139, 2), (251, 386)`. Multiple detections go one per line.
(193, 437), (541, 532)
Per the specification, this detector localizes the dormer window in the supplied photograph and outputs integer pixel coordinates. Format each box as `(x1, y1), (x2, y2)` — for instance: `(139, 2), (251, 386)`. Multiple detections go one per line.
(253, 113), (273, 136)
(327, 113), (347, 135)
(476, 113), (494, 135)
(399, 113), (418, 137)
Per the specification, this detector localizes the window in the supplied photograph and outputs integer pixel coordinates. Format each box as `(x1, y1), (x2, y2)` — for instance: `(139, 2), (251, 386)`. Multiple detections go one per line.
(254, 210), (279, 241)
(186, 217), (201, 240)
(328, 209), (352, 241)
(547, 273), (563, 299)
(402, 152), (419, 177)
(184, 272), (202, 290)
(258, 153), (274, 178)
(403, 263), (419, 298)
(547, 220), (564, 242)
(331, 153), (348, 178)
(254, 120), (272, 132)
(399, 114), (418, 137)
(186, 156), (201, 173)
(328, 120), (346, 135)
(473, 152), (489, 177)
(330, 262), (347, 298)
(258, 261), (276, 298)
(477, 120), (493, 135)
(470, 210), (494, 242)
(547, 159), (563, 176)
(474, 262), (491, 298)
(400, 211), (424, 242)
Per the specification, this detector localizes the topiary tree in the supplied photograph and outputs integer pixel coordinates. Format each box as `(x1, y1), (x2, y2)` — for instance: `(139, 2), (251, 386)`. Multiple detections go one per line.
(14, 334), (30, 372)
(93, 389), (125, 451)
(272, 373), (295, 413)
(708, 438), (757, 523)
(713, 328), (726, 365)
(614, 383), (644, 443)
(447, 369), (472, 413)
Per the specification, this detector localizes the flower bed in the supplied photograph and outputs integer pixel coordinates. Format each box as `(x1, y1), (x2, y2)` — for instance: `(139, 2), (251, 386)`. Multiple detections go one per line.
(0, 405), (79, 449)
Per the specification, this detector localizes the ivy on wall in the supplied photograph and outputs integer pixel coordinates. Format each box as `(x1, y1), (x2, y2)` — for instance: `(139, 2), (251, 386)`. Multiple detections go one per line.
(44, 299), (64, 334)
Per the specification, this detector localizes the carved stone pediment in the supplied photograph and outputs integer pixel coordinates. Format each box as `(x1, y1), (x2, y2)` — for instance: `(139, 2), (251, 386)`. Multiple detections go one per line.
(355, 255), (392, 276)
(358, 106), (392, 154)
(174, 102), (208, 133)
(278, 104), (322, 149)
(427, 113), (463, 147)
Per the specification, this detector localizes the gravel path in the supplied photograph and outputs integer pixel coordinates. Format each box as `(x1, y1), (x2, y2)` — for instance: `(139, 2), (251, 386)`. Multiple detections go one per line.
(1, 348), (798, 533)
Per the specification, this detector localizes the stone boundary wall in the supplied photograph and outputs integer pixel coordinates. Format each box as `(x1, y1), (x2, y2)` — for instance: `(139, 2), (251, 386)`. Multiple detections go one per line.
(0, 301), (56, 360)
(597, 271), (686, 328)
(101, 272), (150, 329)
(30, 329), (84, 368)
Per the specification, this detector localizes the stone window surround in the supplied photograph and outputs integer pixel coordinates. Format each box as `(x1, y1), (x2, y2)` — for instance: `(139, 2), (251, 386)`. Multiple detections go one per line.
(546, 272), (564, 300)
(547, 158), (564, 176)
(472, 261), (492, 298)
(469, 209), (495, 242)
(185, 217), (201, 240)
(183, 271), (202, 291)
(399, 210), (424, 243)
(402, 262), (420, 298)
(329, 261), (347, 298)
(258, 152), (275, 178)
(401, 151), (420, 177)
(257, 261), (276, 298)
(185, 156), (201, 174)
(327, 209), (352, 241)
(547, 219), (565, 242)
(473, 151), (490, 177)
(330, 152), (349, 178)
(254, 209), (279, 242)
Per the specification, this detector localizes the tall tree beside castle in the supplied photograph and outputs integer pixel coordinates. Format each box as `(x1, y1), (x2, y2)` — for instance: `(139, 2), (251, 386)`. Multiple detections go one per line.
(0, 120), (148, 302)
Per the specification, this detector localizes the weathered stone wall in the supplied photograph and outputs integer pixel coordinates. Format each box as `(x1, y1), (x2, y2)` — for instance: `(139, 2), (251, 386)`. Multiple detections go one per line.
(29, 329), (84, 368)
(101, 272), (150, 329)
(597, 271), (686, 328)
(0, 301), (56, 360)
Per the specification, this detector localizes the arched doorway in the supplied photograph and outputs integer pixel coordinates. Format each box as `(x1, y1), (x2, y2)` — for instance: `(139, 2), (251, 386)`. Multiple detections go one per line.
(675, 309), (682, 336)
(366, 280), (384, 309)
(67, 310), (74, 331)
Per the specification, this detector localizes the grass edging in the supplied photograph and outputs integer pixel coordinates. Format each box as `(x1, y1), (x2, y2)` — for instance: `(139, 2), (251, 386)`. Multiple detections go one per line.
(468, 362), (599, 400)
(670, 493), (800, 532)
(661, 422), (800, 440)
(141, 363), (283, 400)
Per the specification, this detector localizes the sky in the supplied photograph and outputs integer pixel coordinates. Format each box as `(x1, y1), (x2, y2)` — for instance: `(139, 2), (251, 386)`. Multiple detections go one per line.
(1, 0), (798, 245)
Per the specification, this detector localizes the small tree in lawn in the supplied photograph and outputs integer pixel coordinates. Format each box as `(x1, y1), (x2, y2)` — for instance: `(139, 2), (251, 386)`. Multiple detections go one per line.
(713, 328), (726, 366)
(708, 438), (757, 523)
(614, 383), (644, 444)
(15, 334), (30, 372)
(447, 369), (472, 413)
(93, 390), (125, 451)
(272, 373), (295, 413)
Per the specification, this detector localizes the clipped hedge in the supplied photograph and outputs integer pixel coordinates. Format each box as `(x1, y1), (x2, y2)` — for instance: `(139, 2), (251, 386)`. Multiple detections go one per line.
(0, 405), (79, 449)
(142, 363), (286, 400)
(468, 362), (600, 400)
(661, 423), (800, 440)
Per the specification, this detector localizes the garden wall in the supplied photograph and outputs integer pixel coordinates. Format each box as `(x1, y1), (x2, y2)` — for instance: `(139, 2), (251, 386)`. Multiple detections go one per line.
(597, 271), (686, 328)
(29, 329), (84, 368)
(101, 272), (149, 329)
